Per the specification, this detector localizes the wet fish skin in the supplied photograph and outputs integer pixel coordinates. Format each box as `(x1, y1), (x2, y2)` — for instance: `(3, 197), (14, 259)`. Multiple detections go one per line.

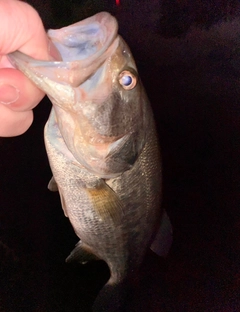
(8, 12), (172, 311)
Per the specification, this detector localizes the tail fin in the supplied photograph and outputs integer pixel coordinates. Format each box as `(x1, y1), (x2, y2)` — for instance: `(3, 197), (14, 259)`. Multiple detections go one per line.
(92, 281), (128, 312)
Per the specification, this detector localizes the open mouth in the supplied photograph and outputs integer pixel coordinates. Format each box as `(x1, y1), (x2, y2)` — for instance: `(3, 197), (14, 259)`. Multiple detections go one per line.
(8, 12), (119, 89)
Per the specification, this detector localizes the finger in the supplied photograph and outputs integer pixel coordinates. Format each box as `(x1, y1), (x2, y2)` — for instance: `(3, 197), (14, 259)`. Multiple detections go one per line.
(0, 68), (45, 111)
(0, 0), (49, 60)
(0, 104), (33, 137)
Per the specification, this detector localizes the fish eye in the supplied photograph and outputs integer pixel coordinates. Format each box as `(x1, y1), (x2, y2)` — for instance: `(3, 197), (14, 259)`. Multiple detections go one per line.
(118, 70), (137, 90)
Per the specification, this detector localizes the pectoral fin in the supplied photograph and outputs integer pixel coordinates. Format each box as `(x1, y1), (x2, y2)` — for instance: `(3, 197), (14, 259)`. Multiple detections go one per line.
(66, 240), (100, 264)
(86, 181), (123, 224)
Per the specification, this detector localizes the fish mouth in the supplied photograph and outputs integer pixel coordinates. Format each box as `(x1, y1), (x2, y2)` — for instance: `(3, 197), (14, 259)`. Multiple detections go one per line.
(8, 12), (119, 88)
(49, 12), (118, 62)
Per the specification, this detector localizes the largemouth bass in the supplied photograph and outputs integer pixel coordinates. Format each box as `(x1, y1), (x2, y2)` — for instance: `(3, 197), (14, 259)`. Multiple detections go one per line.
(9, 12), (172, 311)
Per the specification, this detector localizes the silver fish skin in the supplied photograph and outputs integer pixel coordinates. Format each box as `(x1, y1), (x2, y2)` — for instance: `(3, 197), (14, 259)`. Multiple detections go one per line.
(8, 12), (172, 311)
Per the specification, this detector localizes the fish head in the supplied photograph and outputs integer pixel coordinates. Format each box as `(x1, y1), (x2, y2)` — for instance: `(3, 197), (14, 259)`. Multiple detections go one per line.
(8, 12), (151, 179)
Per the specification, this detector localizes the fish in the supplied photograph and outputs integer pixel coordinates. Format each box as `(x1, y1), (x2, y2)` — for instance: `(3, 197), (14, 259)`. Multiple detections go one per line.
(8, 12), (172, 311)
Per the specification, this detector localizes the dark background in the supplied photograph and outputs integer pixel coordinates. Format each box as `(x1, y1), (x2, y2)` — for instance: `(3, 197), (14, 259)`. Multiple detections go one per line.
(1, 1), (240, 311)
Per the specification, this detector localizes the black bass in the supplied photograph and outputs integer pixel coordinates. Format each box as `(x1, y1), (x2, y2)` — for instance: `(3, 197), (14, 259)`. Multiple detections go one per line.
(9, 12), (172, 311)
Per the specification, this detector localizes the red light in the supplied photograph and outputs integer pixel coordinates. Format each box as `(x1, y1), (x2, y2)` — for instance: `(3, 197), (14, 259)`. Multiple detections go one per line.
(116, 0), (120, 5)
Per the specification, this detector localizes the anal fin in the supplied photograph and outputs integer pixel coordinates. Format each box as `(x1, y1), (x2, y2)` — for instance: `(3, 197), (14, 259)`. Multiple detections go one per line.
(150, 210), (173, 257)
(66, 240), (100, 264)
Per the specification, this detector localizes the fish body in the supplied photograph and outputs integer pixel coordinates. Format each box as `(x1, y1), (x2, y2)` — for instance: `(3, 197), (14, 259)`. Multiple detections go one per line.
(9, 12), (172, 311)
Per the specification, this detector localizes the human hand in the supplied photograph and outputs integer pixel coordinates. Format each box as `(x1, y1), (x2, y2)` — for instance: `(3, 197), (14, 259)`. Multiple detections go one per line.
(0, 0), (59, 137)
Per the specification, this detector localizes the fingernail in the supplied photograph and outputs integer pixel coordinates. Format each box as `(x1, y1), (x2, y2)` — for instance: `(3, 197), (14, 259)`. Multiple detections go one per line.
(0, 84), (20, 105)
(48, 40), (62, 61)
